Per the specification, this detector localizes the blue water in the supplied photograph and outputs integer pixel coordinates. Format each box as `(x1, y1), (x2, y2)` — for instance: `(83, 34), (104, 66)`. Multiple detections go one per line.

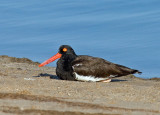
(0, 0), (160, 78)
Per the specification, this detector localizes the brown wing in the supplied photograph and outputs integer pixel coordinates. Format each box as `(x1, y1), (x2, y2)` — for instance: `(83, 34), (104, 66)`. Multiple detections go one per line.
(72, 55), (141, 78)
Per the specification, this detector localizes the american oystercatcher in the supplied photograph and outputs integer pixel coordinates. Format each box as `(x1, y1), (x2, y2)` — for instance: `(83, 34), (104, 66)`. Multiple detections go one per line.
(39, 45), (142, 82)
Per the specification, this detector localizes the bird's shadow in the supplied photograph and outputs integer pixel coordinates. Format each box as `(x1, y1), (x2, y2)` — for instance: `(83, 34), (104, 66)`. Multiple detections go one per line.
(111, 79), (127, 82)
(33, 73), (60, 80)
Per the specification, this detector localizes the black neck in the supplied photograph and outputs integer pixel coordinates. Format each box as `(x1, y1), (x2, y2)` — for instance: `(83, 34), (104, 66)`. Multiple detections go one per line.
(61, 54), (77, 71)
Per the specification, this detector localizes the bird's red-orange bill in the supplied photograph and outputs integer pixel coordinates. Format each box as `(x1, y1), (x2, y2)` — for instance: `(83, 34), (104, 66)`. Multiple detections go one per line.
(39, 53), (62, 67)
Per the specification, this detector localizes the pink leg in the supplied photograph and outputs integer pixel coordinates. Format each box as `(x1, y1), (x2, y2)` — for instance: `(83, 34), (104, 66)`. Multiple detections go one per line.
(101, 79), (111, 83)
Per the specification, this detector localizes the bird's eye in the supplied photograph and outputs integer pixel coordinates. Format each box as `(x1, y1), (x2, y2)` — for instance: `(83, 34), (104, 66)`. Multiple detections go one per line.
(63, 48), (67, 52)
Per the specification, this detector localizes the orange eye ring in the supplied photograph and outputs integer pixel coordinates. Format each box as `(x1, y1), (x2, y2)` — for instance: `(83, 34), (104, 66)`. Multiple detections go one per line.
(63, 48), (67, 52)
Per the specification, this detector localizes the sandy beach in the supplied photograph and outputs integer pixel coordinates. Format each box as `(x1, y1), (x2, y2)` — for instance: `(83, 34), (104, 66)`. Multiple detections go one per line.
(0, 55), (160, 115)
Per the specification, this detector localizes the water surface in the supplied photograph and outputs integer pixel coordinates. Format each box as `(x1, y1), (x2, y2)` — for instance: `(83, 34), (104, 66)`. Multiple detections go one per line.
(0, 0), (160, 78)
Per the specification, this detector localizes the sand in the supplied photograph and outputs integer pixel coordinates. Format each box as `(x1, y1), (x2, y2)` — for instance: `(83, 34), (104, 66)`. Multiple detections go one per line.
(0, 55), (160, 115)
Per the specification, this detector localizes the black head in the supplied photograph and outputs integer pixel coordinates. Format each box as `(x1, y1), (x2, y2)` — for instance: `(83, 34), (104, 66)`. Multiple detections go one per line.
(39, 45), (77, 67)
(58, 45), (76, 56)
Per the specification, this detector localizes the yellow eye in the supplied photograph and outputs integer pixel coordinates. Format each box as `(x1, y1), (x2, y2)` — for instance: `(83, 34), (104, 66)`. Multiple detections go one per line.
(63, 48), (67, 52)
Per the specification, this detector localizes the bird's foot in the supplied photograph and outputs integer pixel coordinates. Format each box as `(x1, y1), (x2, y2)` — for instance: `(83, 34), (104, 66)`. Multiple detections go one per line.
(100, 79), (111, 83)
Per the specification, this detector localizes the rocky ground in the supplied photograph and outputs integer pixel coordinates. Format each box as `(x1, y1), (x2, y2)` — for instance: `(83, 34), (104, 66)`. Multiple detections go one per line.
(0, 55), (160, 115)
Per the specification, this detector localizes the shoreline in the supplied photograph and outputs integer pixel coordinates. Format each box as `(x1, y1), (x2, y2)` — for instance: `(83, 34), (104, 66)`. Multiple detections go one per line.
(1, 55), (159, 80)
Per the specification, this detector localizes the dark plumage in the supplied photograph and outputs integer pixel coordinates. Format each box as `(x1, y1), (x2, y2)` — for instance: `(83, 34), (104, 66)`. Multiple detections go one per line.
(39, 45), (142, 82)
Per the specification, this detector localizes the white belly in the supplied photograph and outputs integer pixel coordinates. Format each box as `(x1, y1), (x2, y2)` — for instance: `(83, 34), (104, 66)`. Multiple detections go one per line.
(74, 72), (109, 82)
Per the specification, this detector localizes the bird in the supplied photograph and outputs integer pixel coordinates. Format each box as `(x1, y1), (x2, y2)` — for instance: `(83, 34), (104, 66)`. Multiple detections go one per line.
(39, 45), (142, 82)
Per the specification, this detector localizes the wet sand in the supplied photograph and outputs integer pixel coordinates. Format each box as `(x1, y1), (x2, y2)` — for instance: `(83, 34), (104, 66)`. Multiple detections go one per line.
(0, 55), (160, 115)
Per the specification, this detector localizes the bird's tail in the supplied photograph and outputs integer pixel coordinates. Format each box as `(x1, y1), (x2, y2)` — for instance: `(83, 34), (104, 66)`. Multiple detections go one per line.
(132, 70), (142, 75)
